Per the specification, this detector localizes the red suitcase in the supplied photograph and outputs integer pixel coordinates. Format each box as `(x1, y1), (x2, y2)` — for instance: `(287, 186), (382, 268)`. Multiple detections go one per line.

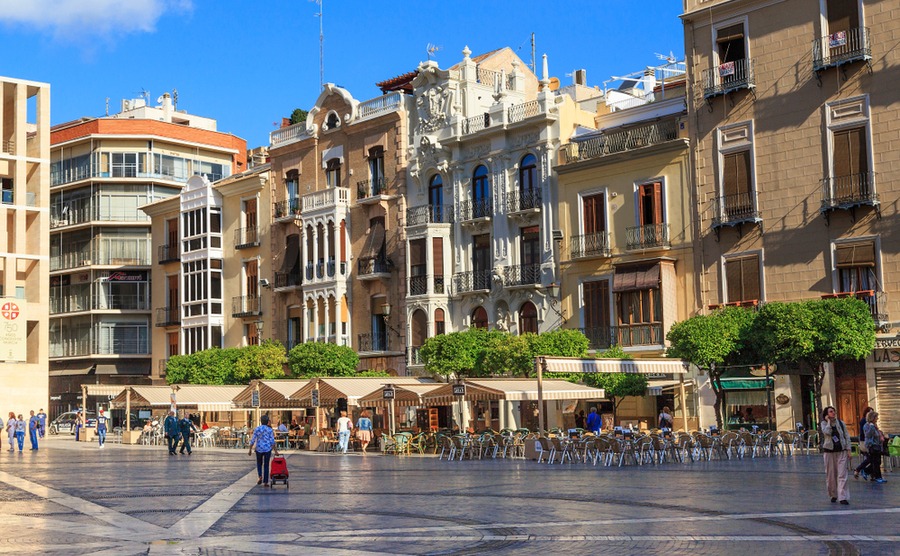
(270, 456), (289, 487)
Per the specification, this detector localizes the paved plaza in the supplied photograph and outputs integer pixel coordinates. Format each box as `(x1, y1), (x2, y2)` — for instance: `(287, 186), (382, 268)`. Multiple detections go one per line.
(0, 436), (895, 555)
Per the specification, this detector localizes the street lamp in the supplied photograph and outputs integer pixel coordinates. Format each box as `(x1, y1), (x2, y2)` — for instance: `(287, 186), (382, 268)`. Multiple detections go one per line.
(255, 320), (264, 345)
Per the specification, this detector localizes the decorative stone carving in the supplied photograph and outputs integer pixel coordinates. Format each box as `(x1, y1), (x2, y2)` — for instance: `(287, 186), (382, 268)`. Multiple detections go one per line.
(512, 132), (540, 149)
(416, 86), (452, 132)
(465, 144), (491, 160)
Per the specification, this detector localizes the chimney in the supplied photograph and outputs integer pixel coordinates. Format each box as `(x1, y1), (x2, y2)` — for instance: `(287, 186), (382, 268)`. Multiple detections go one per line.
(160, 92), (173, 123)
(574, 69), (587, 86)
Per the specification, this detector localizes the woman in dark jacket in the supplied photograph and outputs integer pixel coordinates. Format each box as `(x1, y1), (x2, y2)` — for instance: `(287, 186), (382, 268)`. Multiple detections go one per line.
(854, 406), (873, 480)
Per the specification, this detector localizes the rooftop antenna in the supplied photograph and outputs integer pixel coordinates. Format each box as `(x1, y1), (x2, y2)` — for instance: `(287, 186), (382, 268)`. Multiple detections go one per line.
(312, 0), (324, 89)
(105, 97), (109, 116)
(173, 88), (178, 110)
(655, 51), (677, 64)
(426, 43), (441, 60)
(531, 32), (536, 74)
(140, 89), (150, 104)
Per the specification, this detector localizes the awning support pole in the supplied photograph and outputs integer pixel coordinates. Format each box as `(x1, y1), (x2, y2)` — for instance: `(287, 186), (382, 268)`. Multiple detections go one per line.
(125, 388), (131, 433)
(536, 357), (545, 436)
(678, 375), (688, 431)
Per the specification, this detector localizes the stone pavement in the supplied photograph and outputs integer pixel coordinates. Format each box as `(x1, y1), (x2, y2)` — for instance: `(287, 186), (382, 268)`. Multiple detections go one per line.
(0, 435), (895, 555)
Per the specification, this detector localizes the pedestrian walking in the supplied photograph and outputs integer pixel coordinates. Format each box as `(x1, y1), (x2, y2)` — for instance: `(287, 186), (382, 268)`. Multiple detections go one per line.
(178, 414), (197, 455)
(862, 411), (887, 484)
(585, 407), (602, 434)
(37, 409), (47, 439)
(14, 414), (25, 452)
(854, 406), (873, 480)
(247, 415), (280, 487)
(96, 409), (108, 448)
(75, 410), (83, 441)
(658, 406), (674, 430)
(356, 410), (373, 454)
(336, 411), (353, 453)
(0, 414), (4, 451)
(163, 411), (180, 456)
(820, 406), (851, 504)
(28, 410), (39, 450)
(6, 413), (15, 451)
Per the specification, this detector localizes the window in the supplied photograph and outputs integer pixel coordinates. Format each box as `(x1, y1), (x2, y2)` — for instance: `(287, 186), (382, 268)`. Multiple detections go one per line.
(471, 165), (491, 217)
(705, 19), (752, 98)
(369, 147), (385, 194)
(583, 280), (611, 348)
(519, 302), (538, 334)
(613, 264), (662, 346)
(722, 151), (752, 214)
(243, 198), (258, 230)
(583, 193), (606, 234)
(518, 154), (539, 210)
(286, 170), (299, 201)
(409, 239), (426, 295)
(110, 152), (144, 178)
(472, 306), (489, 329)
(724, 254), (761, 303)
(520, 226), (540, 267)
(325, 112), (340, 130)
(835, 242), (876, 293)
(637, 182), (663, 226)
(325, 158), (341, 188)
(825, 0), (860, 34)
(716, 23), (746, 64)
(245, 260), (259, 298)
(428, 174), (443, 221)
(473, 234), (491, 272)
(0, 178), (12, 204)
(715, 122), (758, 226)
(434, 308), (445, 336)
(831, 126), (869, 201)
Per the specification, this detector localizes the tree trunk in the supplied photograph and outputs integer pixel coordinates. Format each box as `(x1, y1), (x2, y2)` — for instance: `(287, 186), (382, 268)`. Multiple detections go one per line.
(711, 367), (724, 430)
(611, 397), (619, 428)
(813, 362), (825, 423)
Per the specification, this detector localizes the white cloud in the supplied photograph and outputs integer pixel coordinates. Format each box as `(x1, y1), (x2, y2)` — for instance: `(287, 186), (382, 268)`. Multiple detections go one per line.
(0, 0), (191, 40)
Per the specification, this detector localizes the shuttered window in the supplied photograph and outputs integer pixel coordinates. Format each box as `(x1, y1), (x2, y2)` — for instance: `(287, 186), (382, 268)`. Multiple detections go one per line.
(582, 193), (606, 234)
(638, 182), (663, 226)
(432, 237), (443, 276)
(723, 151), (752, 198)
(724, 255), (761, 303)
(583, 280), (610, 329)
(717, 23), (746, 63)
(832, 127), (867, 179)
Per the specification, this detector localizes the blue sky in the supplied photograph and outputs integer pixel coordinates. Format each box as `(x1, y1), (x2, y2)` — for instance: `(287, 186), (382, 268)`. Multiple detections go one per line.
(0, 0), (686, 148)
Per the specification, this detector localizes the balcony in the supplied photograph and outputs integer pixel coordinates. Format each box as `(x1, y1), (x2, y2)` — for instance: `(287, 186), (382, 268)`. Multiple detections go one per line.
(821, 290), (888, 329)
(50, 196), (152, 228)
(813, 27), (871, 73)
(356, 177), (388, 204)
(406, 204), (453, 226)
(231, 295), (261, 317)
(356, 91), (404, 122)
(461, 112), (492, 135)
(821, 172), (879, 213)
(358, 332), (394, 353)
(570, 232), (611, 259)
(615, 324), (664, 347)
(507, 189), (542, 215)
(234, 227), (259, 249)
(502, 264), (542, 288)
(51, 241), (152, 271)
(560, 119), (680, 164)
(408, 274), (445, 296)
(1, 139), (13, 154)
(155, 307), (180, 327)
(507, 100), (541, 124)
(158, 244), (179, 264)
(50, 336), (150, 358)
(358, 257), (391, 280)
(270, 120), (309, 148)
(702, 58), (755, 99)
(458, 199), (493, 223)
(712, 193), (761, 228)
(50, 294), (90, 314)
(273, 198), (301, 221)
(580, 327), (615, 350)
(453, 270), (492, 295)
(302, 187), (349, 213)
(407, 346), (424, 366)
(274, 271), (302, 290)
(625, 223), (670, 251)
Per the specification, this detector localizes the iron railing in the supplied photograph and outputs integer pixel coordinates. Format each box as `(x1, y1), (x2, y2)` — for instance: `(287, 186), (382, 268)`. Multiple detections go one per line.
(155, 307), (180, 327)
(502, 264), (542, 288)
(273, 198), (301, 220)
(458, 198), (493, 221)
(579, 327), (615, 350)
(407, 346), (424, 366)
(560, 119), (679, 164)
(712, 193), (760, 227)
(358, 332), (391, 352)
(357, 176), (388, 200)
(625, 223), (670, 250)
(462, 113), (491, 135)
(406, 204), (453, 226)
(358, 257), (391, 277)
(570, 232), (611, 259)
(615, 324), (664, 347)
(702, 58), (755, 99)
(158, 244), (179, 263)
(507, 189), (542, 213)
(274, 271), (302, 289)
(234, 226), (259, 249)
(813, 27), (871, 72)
(822, 290), (888, 326)
(508, 100), (541, 123)
(409, 274), (427, 296)
(231, 295), (261, 317)
(821, 172), (878, 210)
(453, 270), (493, 294)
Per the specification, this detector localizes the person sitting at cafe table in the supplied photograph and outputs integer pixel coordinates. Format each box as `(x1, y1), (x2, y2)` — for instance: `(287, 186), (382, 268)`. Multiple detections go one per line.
(277, 421), (288, 433)
(729, 408), (744, 424)
(289, 418), (301, 432)
(745, 407), (757, 424)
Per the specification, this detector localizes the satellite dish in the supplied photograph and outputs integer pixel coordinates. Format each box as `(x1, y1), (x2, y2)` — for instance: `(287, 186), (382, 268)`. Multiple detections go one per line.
(548, 77), (560, 91)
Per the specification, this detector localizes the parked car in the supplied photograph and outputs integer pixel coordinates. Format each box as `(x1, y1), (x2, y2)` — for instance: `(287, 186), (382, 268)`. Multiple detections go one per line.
(48, 411), (96, 435)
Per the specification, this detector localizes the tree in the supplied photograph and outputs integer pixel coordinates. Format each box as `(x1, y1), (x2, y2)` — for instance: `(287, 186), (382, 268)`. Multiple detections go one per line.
(477, 333), (532, 377)
(288, 342), (361, 378)
(666, 306), (756, 428)
(233, 340), (288, 382)
(419, 328), (502, 379)
(576, 346), (643, 426)
(165, 347), (242, 385)
(289, 108), (308, 125)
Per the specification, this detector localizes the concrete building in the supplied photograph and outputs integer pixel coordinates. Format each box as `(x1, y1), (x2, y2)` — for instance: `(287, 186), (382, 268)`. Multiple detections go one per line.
(555, 61), (700, 428)
(267, 83), (411, 374)
(682, 0), (900, 433)
(49, 95), (246, 417)
(0, 76), (50, 417)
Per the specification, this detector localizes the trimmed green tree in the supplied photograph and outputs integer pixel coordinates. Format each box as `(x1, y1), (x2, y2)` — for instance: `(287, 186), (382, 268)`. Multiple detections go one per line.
(233, 340), (288, 382)
(287, 342), (362, 378)
(289, 108), (308, 125)
(578, 346), (644, 426)
(419, 328), (503, 379)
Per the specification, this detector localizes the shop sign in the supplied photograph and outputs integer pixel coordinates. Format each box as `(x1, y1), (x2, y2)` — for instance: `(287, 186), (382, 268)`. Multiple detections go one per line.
(251, 389), (260, 408)
(311, 389), (320, 407)
(0, 301), (26, 362)
(452, 384), (466, 397)
(106, 271), (147, 282)
(382, 387), (395, 400)
(872, 347), (900, 368)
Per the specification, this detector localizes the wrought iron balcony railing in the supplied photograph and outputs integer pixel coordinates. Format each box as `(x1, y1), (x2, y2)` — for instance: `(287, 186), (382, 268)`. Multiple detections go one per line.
(821, 172), (878, 211)
(615, 324), (664, 347)
(702, 58), (755, 99)
(570, 232), (610, 259)
(626, 223), (670, 250)
(158, 244), (179, 263)
(407, 346), (424, 366)
(406, 204), (453, 226)
(358, 257), (391, 277)
(560, 119), (679, 164)
(234, 226), (259, 249)
(462, 112), (491, 135)
(821, 290), (888, 327)
(453, 270), (493, 294)
(502, 264), (542, 288)
(155, 307), (180, 327)
(458, 198), (493, 221)
(579, 327), (615, 350)
(358, 332), (392, 353)
(712, 192), (761, 227)
(813, 27), (871, 72)
(356, 176), (388, 200)
(273, 197), (301, 220)
(507, 189), (542, 213)
(409, 274), (427, 296)
(231, 295), (261, 317)
(274, 271), (302, 289)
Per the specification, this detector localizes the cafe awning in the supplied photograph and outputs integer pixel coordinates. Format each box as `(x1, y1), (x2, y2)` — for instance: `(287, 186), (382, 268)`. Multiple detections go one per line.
(289, 377), (438, 406)
(421, 379), (606, 405)
(233, 380), (310, 408)
(110, 385), (246, 410)
(85, 384), (128, 397)
(540, 357), (689, 375)
(718, 368), (774, 390)
(357, 384), (443, 408)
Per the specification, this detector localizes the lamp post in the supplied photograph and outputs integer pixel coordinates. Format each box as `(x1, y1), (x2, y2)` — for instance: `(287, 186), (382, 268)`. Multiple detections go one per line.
(255, 320), (264, 345)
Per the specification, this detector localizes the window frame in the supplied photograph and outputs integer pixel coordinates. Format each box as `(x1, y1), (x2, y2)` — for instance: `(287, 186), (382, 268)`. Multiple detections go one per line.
(634, 179), (666, 227)
(579, 188), (608, 235)
(711, 16), (750, 67)
(519, 153), (538, 195)
(581, 277), (613, 330)
(830, 235), (880, 294)
(720, 249), (764, 304)
(819, 0), (864, 35)
(716, 121), (758, 220)
(824, 95), (873, 195)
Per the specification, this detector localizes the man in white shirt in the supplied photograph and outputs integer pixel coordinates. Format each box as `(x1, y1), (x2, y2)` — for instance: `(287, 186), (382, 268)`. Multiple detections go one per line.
(336, 411), (353, 453)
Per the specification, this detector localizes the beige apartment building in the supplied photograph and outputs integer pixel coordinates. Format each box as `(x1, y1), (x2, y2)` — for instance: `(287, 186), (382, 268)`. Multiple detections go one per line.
(682, 0), (900, 433)
(0, 77), (50, 417)
(267, 83), (410, 374)
(556, 62), (699, 428)
(49, 96), (246, 415)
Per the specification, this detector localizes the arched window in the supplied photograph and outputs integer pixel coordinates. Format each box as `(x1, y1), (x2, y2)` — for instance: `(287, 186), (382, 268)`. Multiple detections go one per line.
(472, 165), (490, 218)
(472, 306), (489, 329)
(434, 308), (446, 335)
(518, 154), (540, 210)
(411, 309), (428, 347)
(428, 174), (444, 222)
(519, 302), (538, 334)
(325, 112), (340, 130)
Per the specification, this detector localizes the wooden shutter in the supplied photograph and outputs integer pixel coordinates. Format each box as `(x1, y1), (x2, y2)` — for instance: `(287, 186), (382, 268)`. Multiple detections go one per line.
(723, 151), (751, 198)
(245, 199), (257, 228)
(582, 194), (605, 234)
(246, 260), (258, 297)
(583, 280), (610, 329)
(166, 218), (178, 246)
(725, 255), (760, 302)
(432, 237), (443, 276)
(639, 183), (663, 225)
(836, 243), (875, 268)
(409, 239), (426, 267)
(832, 127), (867, 179)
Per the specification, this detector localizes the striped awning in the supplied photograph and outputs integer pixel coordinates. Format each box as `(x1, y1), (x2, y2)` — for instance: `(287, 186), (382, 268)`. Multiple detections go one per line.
(85, 385), (128, 397)
(233, 380), (310, 408)
(110, 385), (245, 410)
(421, 379), (606, 405)
(289, 377), (439, 406)
(540, 357), (689, 375)
(357, 384), (443, 408)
